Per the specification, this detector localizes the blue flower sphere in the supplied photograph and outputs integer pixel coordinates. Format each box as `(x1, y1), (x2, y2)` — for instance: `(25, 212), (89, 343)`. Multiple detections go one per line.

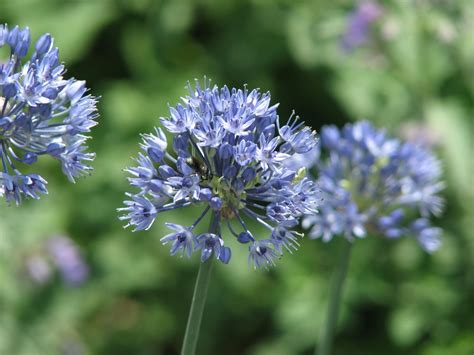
(0, 25), (98, 204)
(300, 121), (444, 252)
(119, 80), (319, 268)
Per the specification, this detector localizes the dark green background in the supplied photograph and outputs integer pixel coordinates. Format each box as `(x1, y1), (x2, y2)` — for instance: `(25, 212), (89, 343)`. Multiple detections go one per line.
(0, 0), (472, 354)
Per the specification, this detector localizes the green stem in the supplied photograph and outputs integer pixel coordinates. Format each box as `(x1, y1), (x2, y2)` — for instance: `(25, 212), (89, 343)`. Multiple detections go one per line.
(181, 214), (217, 355)
(317, 239), (353, 355)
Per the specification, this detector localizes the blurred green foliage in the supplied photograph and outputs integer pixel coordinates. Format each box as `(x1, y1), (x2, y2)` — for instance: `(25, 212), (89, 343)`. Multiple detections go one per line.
(0, 0), (472, 354)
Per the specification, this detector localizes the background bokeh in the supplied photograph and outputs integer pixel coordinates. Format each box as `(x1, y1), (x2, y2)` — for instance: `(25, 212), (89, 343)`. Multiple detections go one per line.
(0, 0), (472, 354)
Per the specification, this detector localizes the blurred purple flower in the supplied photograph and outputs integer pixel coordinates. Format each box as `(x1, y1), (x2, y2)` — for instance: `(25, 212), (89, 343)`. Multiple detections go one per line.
(26, 254), (52, 284)
(47, 235), (89, 286)
(342, 1), (382, 51)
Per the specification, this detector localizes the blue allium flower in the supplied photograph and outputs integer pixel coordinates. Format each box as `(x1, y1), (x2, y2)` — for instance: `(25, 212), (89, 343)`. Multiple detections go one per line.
(0, 24), (98, 204)
(299, 121), (444, 252)
(341, 1), (382, 51)
(119, 80), (319, 268)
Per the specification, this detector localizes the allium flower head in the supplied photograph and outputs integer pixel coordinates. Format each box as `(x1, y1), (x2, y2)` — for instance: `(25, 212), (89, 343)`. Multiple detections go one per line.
(300, 121), (444, 252)
(0, 24), (98, 204)
(119, 80), (319, 268)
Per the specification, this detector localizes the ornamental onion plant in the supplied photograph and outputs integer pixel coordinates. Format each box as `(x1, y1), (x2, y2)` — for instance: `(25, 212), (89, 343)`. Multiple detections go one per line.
(119, 79), (319, 354)
(293, 121), (444, 355)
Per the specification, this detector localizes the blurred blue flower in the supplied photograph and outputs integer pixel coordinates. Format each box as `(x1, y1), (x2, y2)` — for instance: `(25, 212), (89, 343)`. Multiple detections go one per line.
(119, 80), (320, 268)
(0, 24), (98, 204)
(299, 121), (444, 252)
(341, 1), (382, 51)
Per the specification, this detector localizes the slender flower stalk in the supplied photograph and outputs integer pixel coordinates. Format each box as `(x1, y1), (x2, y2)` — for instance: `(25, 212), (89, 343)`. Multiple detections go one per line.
(181, 213), (218, 355)
(316, 240), (352, 355)
(0, 24), (98, 204)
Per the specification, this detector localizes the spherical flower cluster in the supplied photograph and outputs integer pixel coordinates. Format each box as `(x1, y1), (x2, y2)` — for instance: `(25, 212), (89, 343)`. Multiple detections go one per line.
(301, 121), (444, 252)
(119, 80), (319, 268)
(0, 24), (98, 204)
